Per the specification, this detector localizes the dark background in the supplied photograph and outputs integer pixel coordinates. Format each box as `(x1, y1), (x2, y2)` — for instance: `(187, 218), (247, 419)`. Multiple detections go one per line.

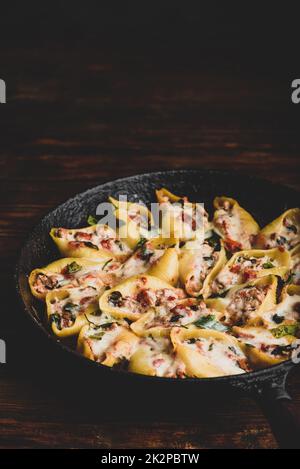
(0, 1), (300, 449)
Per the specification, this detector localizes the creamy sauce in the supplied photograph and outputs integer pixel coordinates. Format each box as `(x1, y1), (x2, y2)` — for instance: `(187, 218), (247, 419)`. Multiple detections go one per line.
(183, 337), (247, 375)
(137, 336), (186, 377)
(184, 241), (219, 294)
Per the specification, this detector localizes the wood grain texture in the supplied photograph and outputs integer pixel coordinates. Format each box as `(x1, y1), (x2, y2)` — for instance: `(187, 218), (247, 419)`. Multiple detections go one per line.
(0, 3), (300, 449)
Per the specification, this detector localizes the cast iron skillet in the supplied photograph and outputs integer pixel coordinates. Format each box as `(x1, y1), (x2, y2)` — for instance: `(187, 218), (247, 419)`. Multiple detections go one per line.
(16, 169), (300, 448)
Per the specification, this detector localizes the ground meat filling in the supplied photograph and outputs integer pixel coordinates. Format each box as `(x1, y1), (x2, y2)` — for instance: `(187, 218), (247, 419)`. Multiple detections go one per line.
(185, 242), (220, 294)
(225, 285), (269, 325)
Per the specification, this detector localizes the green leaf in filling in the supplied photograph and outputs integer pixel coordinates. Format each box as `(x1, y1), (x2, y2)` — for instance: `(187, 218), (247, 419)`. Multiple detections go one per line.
(271, 323), (299, 338)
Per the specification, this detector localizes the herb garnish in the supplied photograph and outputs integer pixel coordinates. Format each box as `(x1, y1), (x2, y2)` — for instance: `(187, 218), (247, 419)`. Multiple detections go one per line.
(63, 302), (79, 313)
(170, 314), (183, 323)
(207, 232), (221, 249)
(271, 323), (299, 338)
(286, 272), (295, 284)
(87, 215), (98, 226)
(135, 237), (147, 251)
(193, 314), (229, 332)
(271, 344), (294, 356)
(84, 241), (99, 250)
(102, 258), (113, 270)
(50, 313), (61, 330)
(262, 261), (275, 269)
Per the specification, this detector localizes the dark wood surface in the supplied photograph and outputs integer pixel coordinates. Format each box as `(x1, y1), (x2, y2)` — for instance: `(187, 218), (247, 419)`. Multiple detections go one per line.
(0, 3), (300, 449)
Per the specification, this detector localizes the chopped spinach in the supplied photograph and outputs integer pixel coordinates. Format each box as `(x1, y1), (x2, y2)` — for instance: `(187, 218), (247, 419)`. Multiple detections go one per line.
(286, 224), (297, 234)
(88, 329), (105, 340)
(271, 323), (299, 338)
(135, 237), (147, 251)
(50, 313), (61, 330)
(228, 345), (237, 355)
(66, 261), (82, 274)
(108, 290), (123, 306)
(272, 313), (284, 324)
(100, 322), (114, 329)
(286, 272), (295, 284)
(207, 232), (221, 249)
(84, 241), (99, 250)
(115, 239), (124, 251)
(271, 344), (294, 356)
(262, 261), (275, 269)
(187, 338), (197, 344)
(63, 302), (79, 313)
(102, 258), (113, 270)
(193, 314), (229, 332)
(170, 314), (183, 323)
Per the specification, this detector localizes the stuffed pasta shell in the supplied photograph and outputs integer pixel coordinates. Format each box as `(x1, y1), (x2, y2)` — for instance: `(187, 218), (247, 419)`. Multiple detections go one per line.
(78, 319), (139, 367)
(129, 335), (186, 378)
(29, 257), (120, 300)
(171, 327), (251, 377)
(46, 285), (100, 337)
(179, 239), (226, 298)
(213, 196), (259, 252)
(109, 196), (154, 249)
(210, 248), (290, 295)
(206, 275), (278, 327)
(28, 188), (300, 378)
(233, 325), (299, 368)
(259, 284), (300, 328)
(255, 208), (300, 251)
(100, 274), (185, 322)
(50, 224), (131, 261)
(130, 298), (224, 337)
(120, 238), (179, 286)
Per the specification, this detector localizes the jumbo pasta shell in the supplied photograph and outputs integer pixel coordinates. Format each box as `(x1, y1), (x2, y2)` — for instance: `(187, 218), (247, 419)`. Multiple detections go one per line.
(255, 208), (300, 250)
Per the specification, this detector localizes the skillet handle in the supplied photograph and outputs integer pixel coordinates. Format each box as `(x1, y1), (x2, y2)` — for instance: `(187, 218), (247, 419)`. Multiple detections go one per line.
(256, 369), (300, 449)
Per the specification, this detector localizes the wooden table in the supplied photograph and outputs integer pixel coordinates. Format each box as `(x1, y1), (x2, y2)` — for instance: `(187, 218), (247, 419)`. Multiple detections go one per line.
(0, 3), (299, 449)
